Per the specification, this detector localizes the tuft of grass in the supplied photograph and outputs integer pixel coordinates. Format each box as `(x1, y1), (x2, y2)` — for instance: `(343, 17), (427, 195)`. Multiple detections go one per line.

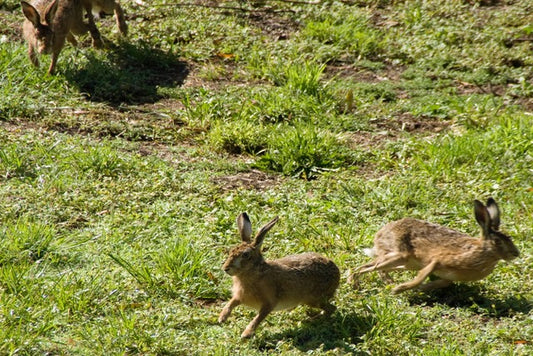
(255, 122), (358, 180)
(1, 0), (532, 354)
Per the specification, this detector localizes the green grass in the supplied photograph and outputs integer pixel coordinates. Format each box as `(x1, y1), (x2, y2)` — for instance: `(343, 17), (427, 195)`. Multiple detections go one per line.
(1, 0), (532, 354)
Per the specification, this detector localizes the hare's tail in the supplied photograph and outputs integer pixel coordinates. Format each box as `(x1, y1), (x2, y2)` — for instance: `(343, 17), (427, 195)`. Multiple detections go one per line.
(363, 247), (376, 257)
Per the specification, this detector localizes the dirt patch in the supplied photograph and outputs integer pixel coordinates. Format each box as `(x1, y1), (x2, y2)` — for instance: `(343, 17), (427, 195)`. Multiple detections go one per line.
(213, 169), (283, 192)
(246, 10), (301, 40)
(194, 297), (223, 309)
(0, 10), (23, 42)
(347, 114), (451, 150)
(324, 62), (405, 83)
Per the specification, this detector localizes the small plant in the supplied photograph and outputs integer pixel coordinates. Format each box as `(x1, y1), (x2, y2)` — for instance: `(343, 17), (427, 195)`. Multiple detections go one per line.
(209, 119), (268, 155)
(0, 219), (55, 264)
(302, 9), (385, 60)
(284, 61), (327, 98)
(255, 122), (353, 180)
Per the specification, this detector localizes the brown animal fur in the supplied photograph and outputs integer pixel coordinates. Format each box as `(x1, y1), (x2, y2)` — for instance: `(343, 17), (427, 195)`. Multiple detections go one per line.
(219, 213), (340, 338)
(21, 0), (127, 74)
(350, 198), (519, 294)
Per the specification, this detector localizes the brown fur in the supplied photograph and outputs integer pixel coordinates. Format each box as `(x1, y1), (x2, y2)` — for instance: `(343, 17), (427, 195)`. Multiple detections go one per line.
(21, 0), (127, 74)
(351, 198), (519, 294)
(219, 213), (340, 338)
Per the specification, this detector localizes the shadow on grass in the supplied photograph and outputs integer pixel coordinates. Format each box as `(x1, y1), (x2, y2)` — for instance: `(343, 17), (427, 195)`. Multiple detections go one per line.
(407, 283), (532, 317)
(255, 310), (374, 353)
(65, 41), (188, 105)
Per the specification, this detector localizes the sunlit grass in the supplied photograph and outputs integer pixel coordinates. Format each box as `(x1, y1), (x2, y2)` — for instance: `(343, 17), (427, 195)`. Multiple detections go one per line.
(1, 0), (532, 354)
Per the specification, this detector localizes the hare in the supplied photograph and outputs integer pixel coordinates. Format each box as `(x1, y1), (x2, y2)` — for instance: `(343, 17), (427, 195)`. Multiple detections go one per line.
(21, 0), (127, 74)
(351, 198), (519, 294)
(89, 0), (128, 36)
(218, 213), (340, 338)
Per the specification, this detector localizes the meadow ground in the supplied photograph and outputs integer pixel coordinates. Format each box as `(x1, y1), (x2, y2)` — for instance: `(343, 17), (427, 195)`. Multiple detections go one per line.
(0, 0), (532, 354)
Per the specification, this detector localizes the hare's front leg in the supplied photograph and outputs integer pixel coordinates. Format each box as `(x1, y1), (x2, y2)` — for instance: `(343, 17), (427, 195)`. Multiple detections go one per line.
(242, 305), (273, 338)
(218, 297), (240, 323)
(392, 260), (438, 294)
(48, 50), (60, 75)
(27, 45), (39, 67)
(84, 5), (104, 48)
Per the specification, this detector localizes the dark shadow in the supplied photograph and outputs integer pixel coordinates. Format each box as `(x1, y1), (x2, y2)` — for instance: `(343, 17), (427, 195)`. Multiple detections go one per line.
(65, 40), (188, 105)
(253, 310), (374, 353)
(407, 283), (532, 318)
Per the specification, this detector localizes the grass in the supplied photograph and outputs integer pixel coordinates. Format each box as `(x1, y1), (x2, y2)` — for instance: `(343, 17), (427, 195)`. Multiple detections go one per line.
(1, 0), (532, 354)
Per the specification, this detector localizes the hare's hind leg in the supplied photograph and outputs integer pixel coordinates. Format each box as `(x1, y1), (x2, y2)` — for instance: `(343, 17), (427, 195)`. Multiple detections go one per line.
(392, 260), (438, 294)
(318, 300), (336, 316)
(114, 2), (128, 35)
(358, 253), (409, 274)
(66, 33), (78, 46)
(83, 4), (104, 48)
(419, 278), (452, 291)
(378, 271), (394, 283)
(349, 253), (408, 287)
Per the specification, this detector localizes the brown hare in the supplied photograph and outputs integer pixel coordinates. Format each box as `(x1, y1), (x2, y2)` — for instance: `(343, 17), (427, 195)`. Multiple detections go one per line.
(351, 198), (519, 294)
(21, 0), (127, 74)
(219, 213), (340, 338)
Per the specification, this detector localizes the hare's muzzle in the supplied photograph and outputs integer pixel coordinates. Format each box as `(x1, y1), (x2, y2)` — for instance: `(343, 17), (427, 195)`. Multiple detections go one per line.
(222, 265), (235, 276)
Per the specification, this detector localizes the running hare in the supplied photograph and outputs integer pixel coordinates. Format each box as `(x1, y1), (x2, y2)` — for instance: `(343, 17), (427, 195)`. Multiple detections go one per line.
(351, 198), (519, 294)
(21, 0), (127, 74)
(219, 213), (340, 338)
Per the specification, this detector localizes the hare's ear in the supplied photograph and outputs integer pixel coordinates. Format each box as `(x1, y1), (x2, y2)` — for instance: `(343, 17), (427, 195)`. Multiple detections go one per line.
(485, 198), (501, 231)
(43, 0), (58, 24)
(237, 213), (253, 243)
(474, 200), (491, 239)
(21, 1), (41, 26)
(253, 216), (279, 249)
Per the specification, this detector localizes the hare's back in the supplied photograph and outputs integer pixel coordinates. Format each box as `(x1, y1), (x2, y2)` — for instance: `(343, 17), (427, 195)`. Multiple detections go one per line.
(274, 253), (340, 293)
(374, 218), (472, 253)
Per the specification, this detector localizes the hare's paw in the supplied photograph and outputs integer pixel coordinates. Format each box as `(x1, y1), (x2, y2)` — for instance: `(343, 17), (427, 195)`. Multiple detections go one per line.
(92, 37), (105, 49)
(218, 310), (230, 323)
(241, 327), (255, 339)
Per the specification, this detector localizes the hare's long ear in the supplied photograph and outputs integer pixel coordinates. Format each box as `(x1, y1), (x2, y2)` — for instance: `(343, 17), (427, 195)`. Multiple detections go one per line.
(21, 1), (41, 26)
(474, 200), (491, 239)
(237, 213), (253, 243)
(43, 0), (58, 24)
(253, 216), (279, 249)
(485, 198), (501, 231)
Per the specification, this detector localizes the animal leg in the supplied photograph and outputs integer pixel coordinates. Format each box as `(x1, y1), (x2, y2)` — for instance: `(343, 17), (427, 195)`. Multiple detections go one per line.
(114, 2), (128, 35)
(48, 51), (59, 75)
(241, 304), (273, 338)
(319, 301), (336, 316)
(419, 278), (453, 291)
(378, 271), (394, 283)
(349, 253), (408, 287)
(84, 4), (104, 48)
(392, 260), (438, 294)
(357, 253), (409, 274)
(218, 297), (240, 323)
(66, 32), (78, 46)
(28, 45), (39, 67)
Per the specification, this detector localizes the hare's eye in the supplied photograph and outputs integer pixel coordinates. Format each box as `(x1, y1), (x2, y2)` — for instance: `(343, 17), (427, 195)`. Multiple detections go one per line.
(242, 250), (251, 259)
